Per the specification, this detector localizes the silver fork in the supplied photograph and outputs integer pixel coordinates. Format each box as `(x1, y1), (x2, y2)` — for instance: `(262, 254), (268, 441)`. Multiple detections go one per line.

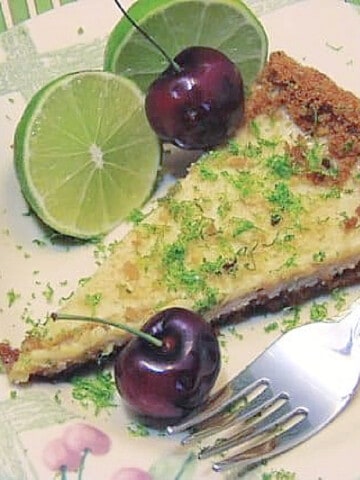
(167, 300), (360, 474)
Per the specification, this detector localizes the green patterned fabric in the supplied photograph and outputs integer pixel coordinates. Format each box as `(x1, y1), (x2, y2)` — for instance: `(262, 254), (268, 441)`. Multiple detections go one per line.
(0, 0), (78, 33)
(0, 0), (358, 35)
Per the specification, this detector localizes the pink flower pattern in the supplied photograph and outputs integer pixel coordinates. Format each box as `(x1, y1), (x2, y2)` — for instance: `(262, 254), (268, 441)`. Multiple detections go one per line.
(42, 421), (194, 479)
(43, 437), (82, 472)
(43, 422), (111, 477)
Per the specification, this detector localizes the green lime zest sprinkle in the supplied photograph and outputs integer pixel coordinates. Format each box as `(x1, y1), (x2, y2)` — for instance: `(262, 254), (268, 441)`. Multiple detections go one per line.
(221, 170), (256, 197)
(266, 153), (294, 179)
(331, 288), (347, 311)
(7, 289), (21, 307)
(198, 163), (218, 181)
(322, 186), (341, 199)
(250, 119), (261, 138)
(127, 422), (150, 437)
(78, 277), (91, 286)
(42, 282), (54, 302)
(312, 250), (326, 263)
(282, 254), (298, 270)
(71, 371), (116, 415)
(267, 182), (302, 214)
(310, 301), (328, 321)
(264, 321), (279, 333)
(10, 390), (18, 399)
(344, 140), (354, 153)
(262, 469), (297, 480)
(127, 208), (145, 225)
(281, 306), (301, 331)
(227, 139), (241, 155)
(232, 218), (256, 237)
(193, 287), (219, 312)
(85, 292), (103, 314)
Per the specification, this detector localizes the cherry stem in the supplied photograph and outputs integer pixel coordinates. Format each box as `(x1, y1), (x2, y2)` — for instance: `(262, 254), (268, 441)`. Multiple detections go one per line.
(113, 0), (181, 72)
(51, 312), (162, 348)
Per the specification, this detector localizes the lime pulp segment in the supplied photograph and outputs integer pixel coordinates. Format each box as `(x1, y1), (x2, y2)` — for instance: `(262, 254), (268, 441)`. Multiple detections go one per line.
(104, 0), (268, 93)
(14, 71), (161, 239)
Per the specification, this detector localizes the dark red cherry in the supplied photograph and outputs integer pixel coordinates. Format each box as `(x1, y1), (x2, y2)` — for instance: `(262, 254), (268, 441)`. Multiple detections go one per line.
(145, 46), (245, 150)
(114, 307), (221, 427)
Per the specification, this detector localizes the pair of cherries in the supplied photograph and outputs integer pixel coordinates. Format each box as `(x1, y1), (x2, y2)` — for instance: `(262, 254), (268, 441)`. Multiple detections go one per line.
(66, 1), (245, 425)
(115, 34), (235, 422)
(110, 2), (243, 423)
(112, 1), (244, 424)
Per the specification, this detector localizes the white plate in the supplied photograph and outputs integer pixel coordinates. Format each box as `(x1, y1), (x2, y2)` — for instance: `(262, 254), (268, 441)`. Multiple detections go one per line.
(1, 1), (360, 479)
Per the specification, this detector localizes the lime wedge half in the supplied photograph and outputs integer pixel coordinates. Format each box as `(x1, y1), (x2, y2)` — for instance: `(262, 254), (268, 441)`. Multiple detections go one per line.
(14, 71), (161, 239)
(104, 0), (268, 93)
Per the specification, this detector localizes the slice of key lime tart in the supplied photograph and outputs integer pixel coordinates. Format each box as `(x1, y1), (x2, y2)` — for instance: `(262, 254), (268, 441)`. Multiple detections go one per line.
(6, 53), (360, 383)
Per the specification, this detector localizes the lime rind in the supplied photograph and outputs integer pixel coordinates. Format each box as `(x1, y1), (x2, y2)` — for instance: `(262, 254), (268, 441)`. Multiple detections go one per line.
(104, 0), (268, 93)
(14, 71), (161, 239)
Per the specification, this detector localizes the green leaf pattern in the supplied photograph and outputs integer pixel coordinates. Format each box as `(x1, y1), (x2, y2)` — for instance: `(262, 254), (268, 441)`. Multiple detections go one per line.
(0, 391), (77, 480)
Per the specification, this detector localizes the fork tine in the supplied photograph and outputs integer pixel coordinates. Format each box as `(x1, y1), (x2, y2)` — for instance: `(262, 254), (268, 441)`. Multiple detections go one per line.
(168, 377), (269, 434)
(182, 390), (289, 445)
(181, 401), (243, 445)
(197, 391), (292, 458)
(209, 406), (308, 472)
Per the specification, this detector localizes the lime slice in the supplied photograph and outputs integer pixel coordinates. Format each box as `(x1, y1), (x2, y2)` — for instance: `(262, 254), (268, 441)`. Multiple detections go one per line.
(14, 71), (161, 239)
(104, 0), (268, 93)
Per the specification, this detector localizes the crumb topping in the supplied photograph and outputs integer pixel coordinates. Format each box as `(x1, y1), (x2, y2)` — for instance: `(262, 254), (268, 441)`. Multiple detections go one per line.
(247, 51), (360, 185)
